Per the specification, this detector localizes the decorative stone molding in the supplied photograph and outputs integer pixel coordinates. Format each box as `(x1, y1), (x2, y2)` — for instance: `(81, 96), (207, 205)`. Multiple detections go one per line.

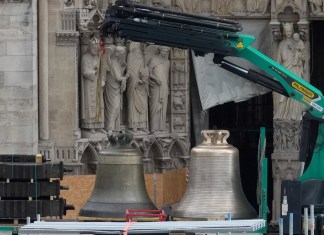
(56, 9), (80, 46)
(309, 0), (324, 18)
(140, 135), (190, 173)
(170, 48), (190, 134)
(271, 0), (305, 22)
(56, 32), (80, 46)
(78, 137), (109, 174)
(76, 7), (104, 31)
(272, 158), (301, 180)
(58, 134), (191, 174)
(38, 141), (55, 161)
(273, 120), (302, 152)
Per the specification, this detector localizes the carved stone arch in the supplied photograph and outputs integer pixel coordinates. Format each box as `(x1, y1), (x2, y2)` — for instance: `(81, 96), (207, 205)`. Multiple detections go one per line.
(77, 7), (105, 31)
(80, 143), (99, 174)
(131, 140), (142, 154)
(167, 139), (187, 170)
(168, 139), (186, 158)
(145, 141), (164, 173)
(274, 0), (302, 23)
(148, 141), (164, 159)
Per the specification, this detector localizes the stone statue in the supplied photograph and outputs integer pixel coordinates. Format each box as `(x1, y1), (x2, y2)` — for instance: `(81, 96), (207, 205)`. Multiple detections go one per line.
(103, 45), (128, 134)
(148, 46), (170, 133)
(175, 0), (200, 13)
(273, 23), (306, 121)
(126, 42), (149, 133)
(81, 36), (105, 134)
(211, 0), (232, 15)
(293, 33), (305, 67)
(309, 0), (324, 14)
(246, 0), (269, 14)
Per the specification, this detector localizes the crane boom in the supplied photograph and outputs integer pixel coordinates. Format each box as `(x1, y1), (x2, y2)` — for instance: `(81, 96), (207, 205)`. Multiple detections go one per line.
(99, 0), (324, 120)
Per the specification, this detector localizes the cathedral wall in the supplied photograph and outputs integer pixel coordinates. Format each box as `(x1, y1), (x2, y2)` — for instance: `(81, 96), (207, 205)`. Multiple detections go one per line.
(0, 0), (38, 154)
(50, 45), (79, 145)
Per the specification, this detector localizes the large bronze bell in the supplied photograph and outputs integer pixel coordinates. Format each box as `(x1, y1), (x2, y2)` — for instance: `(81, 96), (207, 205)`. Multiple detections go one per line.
(172, 130), (256, 220)
(79, 134), (156, 221)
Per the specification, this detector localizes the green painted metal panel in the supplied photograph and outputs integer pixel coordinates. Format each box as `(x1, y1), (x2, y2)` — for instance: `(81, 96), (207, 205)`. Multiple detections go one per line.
(300, 123), (324, 181)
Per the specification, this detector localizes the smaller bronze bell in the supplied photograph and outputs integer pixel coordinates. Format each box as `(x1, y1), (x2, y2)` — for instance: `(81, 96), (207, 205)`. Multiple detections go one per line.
(172, 130), (257, 220)
(79, 134), (156, 221)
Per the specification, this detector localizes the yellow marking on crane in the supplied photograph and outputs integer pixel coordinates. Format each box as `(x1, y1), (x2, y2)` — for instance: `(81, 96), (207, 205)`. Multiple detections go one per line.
(236, 42), (244, 48)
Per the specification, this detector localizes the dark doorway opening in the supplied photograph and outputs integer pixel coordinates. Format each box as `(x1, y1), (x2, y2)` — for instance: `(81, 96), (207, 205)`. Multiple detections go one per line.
(310, 21), (324, 92)
(304, 21), (324, 168)
(208, 93), (274, 221)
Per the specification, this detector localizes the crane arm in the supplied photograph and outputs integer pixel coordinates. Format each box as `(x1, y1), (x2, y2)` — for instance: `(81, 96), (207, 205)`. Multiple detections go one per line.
(99, 0), (324, 120)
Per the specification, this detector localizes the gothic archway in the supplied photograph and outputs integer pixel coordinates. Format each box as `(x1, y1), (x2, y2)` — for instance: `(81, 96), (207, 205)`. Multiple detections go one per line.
(80, 144), (98, 174)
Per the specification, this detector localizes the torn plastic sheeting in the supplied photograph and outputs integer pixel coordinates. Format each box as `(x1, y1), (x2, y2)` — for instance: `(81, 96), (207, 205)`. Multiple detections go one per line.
(192, 20), (271, 111)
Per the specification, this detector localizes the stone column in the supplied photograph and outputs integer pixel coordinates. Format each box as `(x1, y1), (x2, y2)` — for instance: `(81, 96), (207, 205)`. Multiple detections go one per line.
(38, 0), (49, 140)
(269, 0), (309, 224)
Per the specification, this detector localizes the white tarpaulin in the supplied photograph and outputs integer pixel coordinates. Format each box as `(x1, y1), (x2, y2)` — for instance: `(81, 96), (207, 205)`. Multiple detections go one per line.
(192, 20), (271, 110)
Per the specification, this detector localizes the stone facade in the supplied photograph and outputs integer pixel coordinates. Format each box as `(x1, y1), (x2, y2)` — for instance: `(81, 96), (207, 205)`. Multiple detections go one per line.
(0, 0), (38, 154)
(0, 0), (322, 225)
(40, 0), (191, 175)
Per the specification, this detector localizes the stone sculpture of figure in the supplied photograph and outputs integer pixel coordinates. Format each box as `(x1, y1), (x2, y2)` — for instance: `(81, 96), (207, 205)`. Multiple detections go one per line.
(81, 36), (105, 134)
(103, 45), (128, 134)
(148, 46), (170, 133)
(211, 0), (232, 15)
(246, 0), (269, 14)
(126, 42), (149, 133)
(309, 0), (324, 14)
(273, 23), (306, 121)
(293, 33), (305, 67)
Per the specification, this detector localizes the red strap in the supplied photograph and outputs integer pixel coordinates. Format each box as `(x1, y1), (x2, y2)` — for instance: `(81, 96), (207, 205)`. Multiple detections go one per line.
(99, 38), (106, 54)
(123, 221), (135, 235)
